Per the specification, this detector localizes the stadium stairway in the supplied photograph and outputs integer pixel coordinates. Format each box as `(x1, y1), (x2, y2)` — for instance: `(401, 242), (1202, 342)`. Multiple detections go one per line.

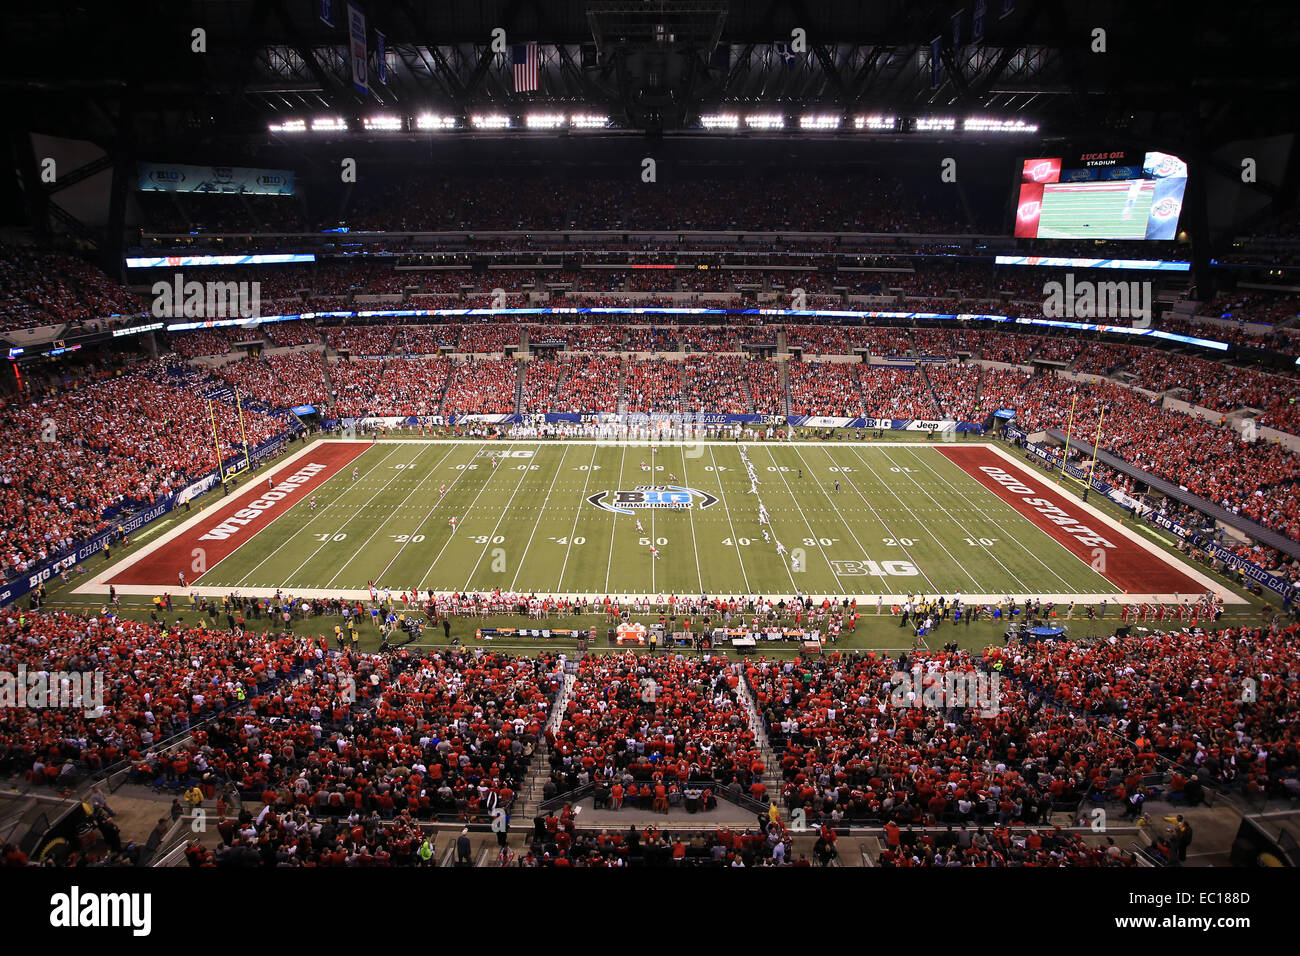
(319, 350), (334, 401)
(779, 362), (791, 417)
(968, 364), (987, 415)
(515, 669), (575, 820)
(918, 364), (943, 418)
(514, 359), (525, 413)
(738, 370), (756, 415)
(547, 360), (572, 412)
(732, 675), (786, 806)
(616, 358), (628, 414)
(435, 363), (452, 413)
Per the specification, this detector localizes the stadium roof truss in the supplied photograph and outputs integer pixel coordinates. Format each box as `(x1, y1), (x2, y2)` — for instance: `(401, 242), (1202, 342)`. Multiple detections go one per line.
(13, 0), (1298, 150)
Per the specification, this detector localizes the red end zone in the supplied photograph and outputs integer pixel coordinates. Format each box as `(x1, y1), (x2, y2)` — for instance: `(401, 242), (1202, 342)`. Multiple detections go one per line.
(937, 445), (1205, 595)
(106, 442), (368, 588)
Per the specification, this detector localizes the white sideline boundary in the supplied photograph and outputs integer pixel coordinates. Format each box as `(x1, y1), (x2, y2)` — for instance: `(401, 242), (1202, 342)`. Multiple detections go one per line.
(71, 437), (1245, 605)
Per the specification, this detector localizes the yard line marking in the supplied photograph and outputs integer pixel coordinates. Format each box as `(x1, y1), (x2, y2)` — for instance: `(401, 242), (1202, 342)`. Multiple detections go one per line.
(707, 445), (755, 594)
(278, 445), (430, 589)
(414, 446), (518, 591)
(460, 444), (542, 590)
(324, 444), (459, 589)
(230, 444), (403, 587)
(510, 445), (572, 590)
(325, 443), (461, 589)
(757, 445), (849, 594)
(874, 445), (1037, 592)
(556, 443), (599, 591)
(824, 446), (959, 592)
(603, 445), (627, 594)
(373, 442), (488, 586)
(787, 444), (888, 590)
(680, 445), (704, 595)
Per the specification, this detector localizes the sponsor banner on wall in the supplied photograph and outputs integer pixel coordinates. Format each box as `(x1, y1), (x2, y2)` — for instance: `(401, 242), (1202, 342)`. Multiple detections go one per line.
(1151, 514), (1295, 598)
(137, 163), (295, 195)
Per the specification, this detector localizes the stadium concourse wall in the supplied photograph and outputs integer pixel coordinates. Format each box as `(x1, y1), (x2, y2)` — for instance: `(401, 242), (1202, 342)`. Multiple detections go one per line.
(1008, 425), (1298, 600)
(0, 429), (300, 607)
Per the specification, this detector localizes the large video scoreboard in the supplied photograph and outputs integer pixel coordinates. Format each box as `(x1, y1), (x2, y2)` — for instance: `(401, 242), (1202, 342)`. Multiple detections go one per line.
(1014, 149), (1188, 240)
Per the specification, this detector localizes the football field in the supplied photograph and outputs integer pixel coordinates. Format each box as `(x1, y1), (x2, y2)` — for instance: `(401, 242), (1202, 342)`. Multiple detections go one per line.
(87, 437), (1230, 604)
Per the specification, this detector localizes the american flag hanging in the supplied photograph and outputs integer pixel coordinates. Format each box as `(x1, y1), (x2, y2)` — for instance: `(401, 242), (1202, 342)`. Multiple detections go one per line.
(512, 43), (539, 92)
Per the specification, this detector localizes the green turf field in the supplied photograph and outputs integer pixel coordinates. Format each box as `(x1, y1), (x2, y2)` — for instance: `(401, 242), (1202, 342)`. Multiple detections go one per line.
(1037, 180), (1155, 240)
(135, 438), (1162, 601)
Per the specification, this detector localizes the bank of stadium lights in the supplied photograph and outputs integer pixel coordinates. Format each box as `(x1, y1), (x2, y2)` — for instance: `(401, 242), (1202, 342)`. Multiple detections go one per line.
(799, 114), (841, 130)
(915, 117), (956, 131)
(362, 115), (403, 131)
(470, 113), (511, 129)
(569, 113), (609, 129)
(415, 113), (457, 130)
(854, 115), (896, 130)
(310, 117), (349, 132)
(268, 119), (306, 133)
(525, 113), (567, 130)
(744, 113), (785, 130)
(700, 113), (740, 129)
(962, 117), (1039, 133)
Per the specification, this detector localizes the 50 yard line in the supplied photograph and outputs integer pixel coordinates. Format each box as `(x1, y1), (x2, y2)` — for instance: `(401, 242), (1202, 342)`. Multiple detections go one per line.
(679, 445), (704, 595)
(602, 445), (628, 595)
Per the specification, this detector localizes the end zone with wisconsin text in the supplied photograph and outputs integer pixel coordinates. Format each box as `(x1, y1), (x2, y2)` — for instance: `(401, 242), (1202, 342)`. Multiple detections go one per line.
(938, 444), (1230, 599)
(93, 441), (369, 590)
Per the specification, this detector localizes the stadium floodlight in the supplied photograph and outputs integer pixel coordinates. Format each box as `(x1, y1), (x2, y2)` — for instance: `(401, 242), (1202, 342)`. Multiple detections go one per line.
(853, 114), (895, 130)
(915, 116), (957, 131)
(570, 113), (609, 129)
(311, 117), (349, 132)
(700, 112), (740, 129)
(362, 115), (403, 131)
(744, 113), (785, 129)
(963, 117), (1039, 133)
(470, 114), (512, 129)
(268, 119), (307, 133)
(415, 113), (457, 130)
(799, 114), (841, 130)
(525, 113), (567, 129)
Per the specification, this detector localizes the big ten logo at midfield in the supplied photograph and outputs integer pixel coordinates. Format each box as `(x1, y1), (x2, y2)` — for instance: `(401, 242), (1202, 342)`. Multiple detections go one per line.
(831, 559), (919, 577)
(586, 485), (719, 515)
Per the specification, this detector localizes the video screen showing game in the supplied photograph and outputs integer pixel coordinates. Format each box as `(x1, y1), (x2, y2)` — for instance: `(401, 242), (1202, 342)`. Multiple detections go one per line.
(1015, 150), (1188, 239)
